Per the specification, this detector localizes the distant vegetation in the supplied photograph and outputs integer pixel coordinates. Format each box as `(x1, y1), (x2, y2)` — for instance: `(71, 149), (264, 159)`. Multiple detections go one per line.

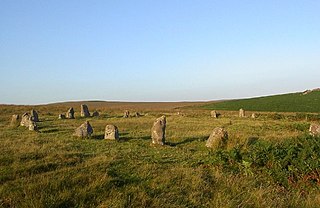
(201, 90), (320, 113)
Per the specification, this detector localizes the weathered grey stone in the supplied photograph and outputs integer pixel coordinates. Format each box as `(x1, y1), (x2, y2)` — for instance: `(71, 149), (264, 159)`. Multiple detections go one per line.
(206, 127), (228, 149)
(58, 114), (66, 119)
(134, 112), (141, 117)
(251, 113), (257, 119)
(123, 110), (130, 118)
(31, 109), (39, 122)
(10, 114), (20, 126)
(92, 111), (99, 117)
(74, 121), (93, 138)
(104, 124), (119, 140)
(211, 110), (220, 118)
(20, 113), (31, 127)
(239, 108), (245, 117)
(81, 105), (90, 117)
(309, 124), (320, 137)
(28, 121), (38, 131)
(66, 107), (75, 119)
(151, 116), (166, 145)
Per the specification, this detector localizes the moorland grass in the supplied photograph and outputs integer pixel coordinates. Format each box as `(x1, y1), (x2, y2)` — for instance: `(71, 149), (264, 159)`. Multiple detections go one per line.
(0, 104), (320, 207)
(201, 91), (320, 113)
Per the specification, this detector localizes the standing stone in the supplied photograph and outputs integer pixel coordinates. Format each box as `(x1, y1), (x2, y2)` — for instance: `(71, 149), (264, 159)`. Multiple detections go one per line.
(31, 109), (39, 122)
(134, 112), (141, 117)
(73, 121), (93, 138)
(20, 113), (31, 127)
(10, 114), (20, 126)
(28, 121), (38, 131)
(206, 127), (228, 149)
(309, 124), (320, 137)
(123, 110), (130, 118)
(66, 107), (75, 119)
(239, 108), (245, 118)
(104, 125), (119, 140)
(251, 113), (257, 119)
(151, 116), (166, 145)
(81, 104), (90, 117)
(92, 111), (99, 117)
(211, 110), (220, 118)
(58, 114), (66, 119)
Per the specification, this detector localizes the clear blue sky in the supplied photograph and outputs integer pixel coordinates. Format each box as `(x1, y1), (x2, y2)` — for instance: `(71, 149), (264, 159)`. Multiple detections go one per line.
(1, 0), (319, 104)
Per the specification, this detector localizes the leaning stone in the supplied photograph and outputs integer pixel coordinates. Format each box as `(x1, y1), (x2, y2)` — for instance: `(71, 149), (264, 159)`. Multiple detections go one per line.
(309, 124), (320, 137)
(123, 110), (130, 118)
(151, 116), (166, 145)
(10, 114), (20, 126)
(66, 107), (75, 119)
(20, 113), (31, 127)
(92, 111), (99, 117)
(58, 114), (66, 119)
(81, 104), (90, 117)
(31, 109), (39, 122)
(74, 121), (93, 138)
(211, 110), (220, 118)
(239, 108), (245, 117)
(206, 127), (228, 149)
(104, 125), (119, 140)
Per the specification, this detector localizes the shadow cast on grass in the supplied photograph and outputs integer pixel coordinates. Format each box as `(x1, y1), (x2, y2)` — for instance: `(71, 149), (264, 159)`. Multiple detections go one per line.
(166, 136), (208, 147)
(120, 136), (151, 142)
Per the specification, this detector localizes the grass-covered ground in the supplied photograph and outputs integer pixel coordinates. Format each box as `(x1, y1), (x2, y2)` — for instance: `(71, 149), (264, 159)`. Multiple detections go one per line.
(201, 90), (320, 113)
(1, 103), (320, 207)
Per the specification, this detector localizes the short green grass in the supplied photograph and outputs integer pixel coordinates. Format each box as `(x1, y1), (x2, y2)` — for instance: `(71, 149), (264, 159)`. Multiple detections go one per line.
(1, 105), (320, 207)
(201, 91), (320, 113)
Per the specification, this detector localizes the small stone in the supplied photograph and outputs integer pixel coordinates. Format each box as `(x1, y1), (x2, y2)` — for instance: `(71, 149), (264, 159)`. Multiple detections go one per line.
(74, 121), (93, 138)
(28, 121), (39, 131)
(92, 111), (99, 117)
(251, 113), (257, 118)
(206, 127), (228, 149)
(104, 125), (119, 140)
(151, 116), (166, 145)
(58, 114), (66, 119)
(66, 107), (75, 119)
(309, 124), (320, 137)
(211, 110), (220, 118)
(81, 104), (90, 117)
(239, 108), (245, 118)
(31, 109), (39, 122)
(134, 112), (141, 117)
(124, 110), (130, 118)
(10, 114), (20, 126)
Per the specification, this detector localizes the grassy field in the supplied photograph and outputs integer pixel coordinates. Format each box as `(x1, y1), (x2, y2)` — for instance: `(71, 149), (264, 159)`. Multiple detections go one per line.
(1, 102), (320, 207)
(201, 90), (320, 113)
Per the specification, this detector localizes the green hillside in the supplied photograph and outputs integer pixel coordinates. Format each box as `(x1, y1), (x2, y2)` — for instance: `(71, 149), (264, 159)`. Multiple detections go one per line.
(202, 90), (320, 113)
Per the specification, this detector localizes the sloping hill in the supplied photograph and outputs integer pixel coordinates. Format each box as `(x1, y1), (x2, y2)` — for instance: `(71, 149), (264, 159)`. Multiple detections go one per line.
(201, 90), (320, 113)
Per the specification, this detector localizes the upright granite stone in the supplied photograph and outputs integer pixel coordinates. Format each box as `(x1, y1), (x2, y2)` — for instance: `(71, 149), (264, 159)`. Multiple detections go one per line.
(28, 121), (38, 131)
(92, 111), (99, 117)
(123, 110), (130, 118)
(211, 110), (220, 118)
(31, 109), (39, 122)
(239, 108), (245, 118)
(104, 125), (119, 140)
(81, 105), (90, 117)
(74, 121), (93, 138)
(10, 114), (20, 127)
(20, 113), (31, 127)
(151, 116), (166, 145)
(66, 107), (75, 119)
(206, 127), (228, 149)
(58, 114), (66, 119)
(309, 124), (320, 137)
